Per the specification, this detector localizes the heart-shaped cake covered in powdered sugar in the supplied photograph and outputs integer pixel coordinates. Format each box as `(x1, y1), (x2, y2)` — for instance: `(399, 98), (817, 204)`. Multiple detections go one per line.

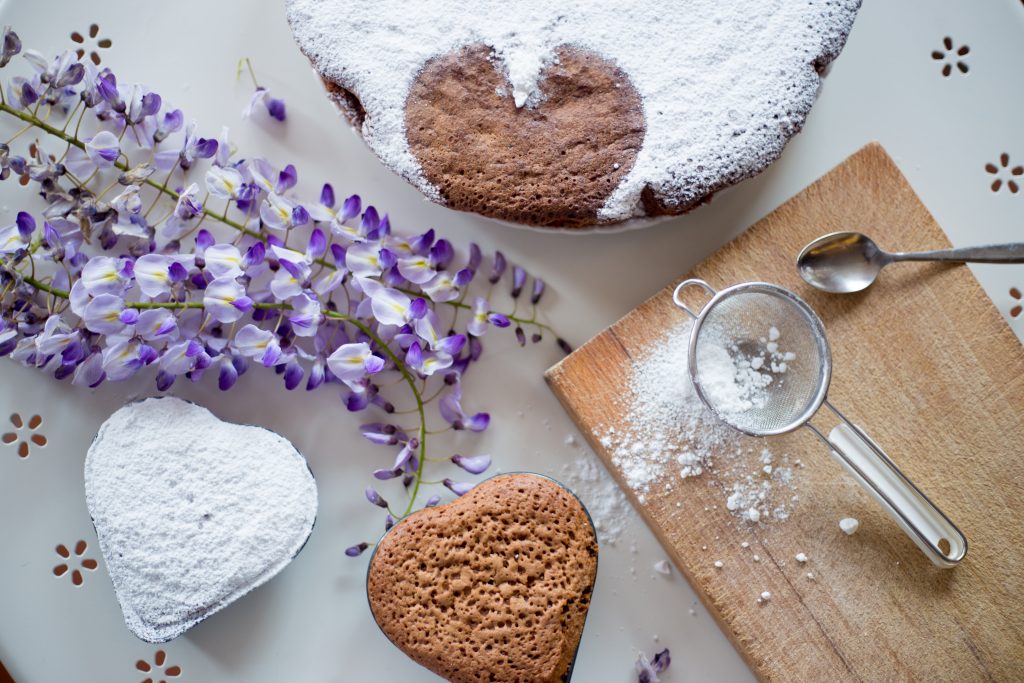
(367, 473), (598, 683)
(286, 0), (861, 229)
(84, 397), (318, 643)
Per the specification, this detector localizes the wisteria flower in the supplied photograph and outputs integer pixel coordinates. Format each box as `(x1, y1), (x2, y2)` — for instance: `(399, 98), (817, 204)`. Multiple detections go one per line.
(439, 381), (489, 431)
(451, 454), (491, 475)
(135, 309), (178, 341)
(260, 192), (305, 231)
(203, 276), (252, 323)
(467, 296), (510, 336)
(287, 292), (321, 337)
(203, 243), (244, 279)
(101, 340), (153, 381)
(405, 341), (452, 376)
(443, 478), (474, 496)
(327, 342), (385, 382)
(134, 253), (188, 297)
(244, 86), (286, 122)
(82, 293), (127, 335)
(636, 649), (671, 683)
(233, 324), (282, 367)
(80, 256), (130, 295)
(84, 130), (120, 169)
(205, 165), (245, 200)
(422, 270), (460, 302)
(163, 182), (203, 238)
(0, 211), (32, 253)
(269, 245), (312, 300)
(360, 278), (412, 327)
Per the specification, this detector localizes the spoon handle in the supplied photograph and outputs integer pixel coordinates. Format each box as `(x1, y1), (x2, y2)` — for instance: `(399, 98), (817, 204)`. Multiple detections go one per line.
(890, 242), (1024, 263)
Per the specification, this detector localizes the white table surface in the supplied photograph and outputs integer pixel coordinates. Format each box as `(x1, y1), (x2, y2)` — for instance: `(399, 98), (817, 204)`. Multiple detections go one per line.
(0, 0), (1021, 681)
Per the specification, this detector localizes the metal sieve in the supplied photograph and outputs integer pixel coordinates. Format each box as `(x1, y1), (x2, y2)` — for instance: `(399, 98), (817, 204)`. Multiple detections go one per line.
(673, 279), (967, 568)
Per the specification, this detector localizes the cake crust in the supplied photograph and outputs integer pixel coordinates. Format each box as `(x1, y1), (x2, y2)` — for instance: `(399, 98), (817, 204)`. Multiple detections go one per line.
(367, 474), (598, 682)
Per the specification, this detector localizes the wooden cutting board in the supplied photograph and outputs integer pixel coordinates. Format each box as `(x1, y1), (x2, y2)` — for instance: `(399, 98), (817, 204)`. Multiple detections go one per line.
(546, 144), (1024, 682)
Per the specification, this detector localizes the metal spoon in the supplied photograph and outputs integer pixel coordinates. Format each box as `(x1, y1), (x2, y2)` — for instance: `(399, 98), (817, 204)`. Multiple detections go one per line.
(797, 231), (1024, 293)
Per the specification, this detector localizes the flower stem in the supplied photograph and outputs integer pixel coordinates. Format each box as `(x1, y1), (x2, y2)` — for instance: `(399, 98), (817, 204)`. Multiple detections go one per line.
(329, 310), (428, 517)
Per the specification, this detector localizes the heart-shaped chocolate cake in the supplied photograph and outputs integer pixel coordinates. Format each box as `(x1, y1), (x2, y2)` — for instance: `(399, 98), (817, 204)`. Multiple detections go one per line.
(286, 0), (861, 229)
(84, 397), (318, 642)
(367, 473), (598, 683)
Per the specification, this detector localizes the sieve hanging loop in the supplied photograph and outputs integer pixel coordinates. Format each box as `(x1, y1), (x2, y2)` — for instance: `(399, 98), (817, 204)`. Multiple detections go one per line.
(672, 278), (718, 319)
(676, 278), (967, 568)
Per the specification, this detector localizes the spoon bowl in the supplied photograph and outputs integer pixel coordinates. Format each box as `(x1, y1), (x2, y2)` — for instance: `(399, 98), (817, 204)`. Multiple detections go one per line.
(797, 231), (1024, 293)
(797, 231), (887, 293)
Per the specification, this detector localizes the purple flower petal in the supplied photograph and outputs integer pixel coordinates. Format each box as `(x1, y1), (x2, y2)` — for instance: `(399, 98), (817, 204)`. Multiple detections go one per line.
(465, 412), (490, 432)
(373, 467), (401, 480)
(218, 357), (239, 390)
(489, 251), (507, 284)
(283, 359), (304, 390)
(511, 266), (526, 298)
(307, 228), (326, 258)
(443, 478), (474, 496)
(345, 542), (369, 557)
(341, 194), (361, 221)
(320, 183), (335, 208)
(365, 487), (388, 508)
(15, 211), (34, 240)
(451, 454), (491, 475)
(531, 278), (546, 304)
(266, 96), (286, 122)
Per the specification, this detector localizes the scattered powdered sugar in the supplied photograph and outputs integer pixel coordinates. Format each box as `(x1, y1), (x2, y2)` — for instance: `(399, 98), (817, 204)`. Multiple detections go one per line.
(560, 451), (631, 546)
(839, 517), (860, 535)
(84, 397), (318, 643)
(285, 0), (860, 223)
(596, 319), (799, 524)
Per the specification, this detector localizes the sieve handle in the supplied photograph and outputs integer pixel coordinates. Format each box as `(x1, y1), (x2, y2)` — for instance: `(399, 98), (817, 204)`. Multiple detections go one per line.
(806, 401), (967, 568)
(672, 279), (718, 319)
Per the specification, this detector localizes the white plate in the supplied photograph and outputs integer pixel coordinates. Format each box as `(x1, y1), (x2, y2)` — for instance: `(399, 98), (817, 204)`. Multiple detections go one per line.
(0, 0), (1021, 681)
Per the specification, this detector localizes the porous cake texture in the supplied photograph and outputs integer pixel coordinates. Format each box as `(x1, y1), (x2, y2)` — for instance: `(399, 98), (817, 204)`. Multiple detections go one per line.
(286, 0), (861, 229)
(84, 397), (318, 643)
(368, 474), (598, 682)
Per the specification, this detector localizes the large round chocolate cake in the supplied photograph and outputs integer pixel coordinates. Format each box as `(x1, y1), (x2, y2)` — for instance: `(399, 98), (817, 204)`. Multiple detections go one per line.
(286, 1), (861, 229)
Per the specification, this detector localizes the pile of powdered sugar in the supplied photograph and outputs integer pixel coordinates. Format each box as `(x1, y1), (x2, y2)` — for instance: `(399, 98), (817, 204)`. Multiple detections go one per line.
(697, 324), (797, 419)
(595, 319), (799, 524)
(84, 397), (318, 642)
(285, 0), (860, 222)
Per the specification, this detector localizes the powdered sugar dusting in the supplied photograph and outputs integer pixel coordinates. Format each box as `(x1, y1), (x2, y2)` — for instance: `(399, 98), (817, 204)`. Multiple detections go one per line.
(84, 397), (318, 643)
(595, 320), (799, 523)
(560, 449), (631, 546)
(285, 0), (860, 223)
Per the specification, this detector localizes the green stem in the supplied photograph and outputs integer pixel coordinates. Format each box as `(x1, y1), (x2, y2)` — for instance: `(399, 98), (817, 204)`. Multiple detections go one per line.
(17, 273), (285, 312)
(329, 311), (427, 517)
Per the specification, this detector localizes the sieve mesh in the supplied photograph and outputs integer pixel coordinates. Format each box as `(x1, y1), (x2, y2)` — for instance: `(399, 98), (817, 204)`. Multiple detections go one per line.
(690, 287), (831, 436)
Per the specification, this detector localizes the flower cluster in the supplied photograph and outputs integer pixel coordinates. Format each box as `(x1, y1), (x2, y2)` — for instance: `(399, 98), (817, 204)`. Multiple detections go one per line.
(0, 29), (567, 550)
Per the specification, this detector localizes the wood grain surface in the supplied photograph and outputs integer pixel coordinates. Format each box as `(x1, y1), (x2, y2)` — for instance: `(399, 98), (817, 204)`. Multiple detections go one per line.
(546, 144), (1024, 682)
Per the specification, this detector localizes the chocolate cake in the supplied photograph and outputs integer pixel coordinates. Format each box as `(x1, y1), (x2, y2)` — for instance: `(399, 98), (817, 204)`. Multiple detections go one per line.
(367, 474), (598, 682)
(286, 0), (861, 229)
